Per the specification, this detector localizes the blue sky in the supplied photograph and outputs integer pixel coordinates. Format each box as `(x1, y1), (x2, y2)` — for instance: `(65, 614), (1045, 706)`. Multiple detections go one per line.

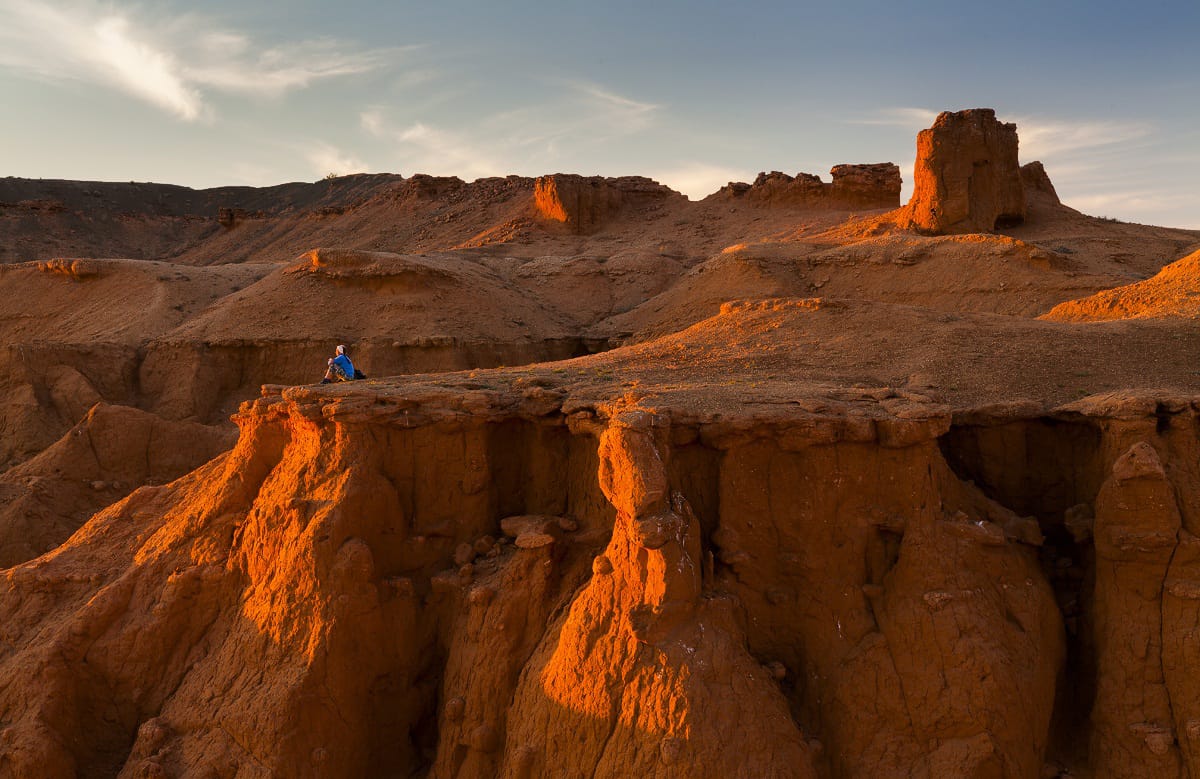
(1, 0), (1197, 227)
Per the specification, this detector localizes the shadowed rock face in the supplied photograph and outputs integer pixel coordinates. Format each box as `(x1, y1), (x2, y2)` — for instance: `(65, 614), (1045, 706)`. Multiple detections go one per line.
(533, 174), (681, 234)
(1021, 160), (1061, 204)
(715, 163), (901, 209)
(905, 108), (1026, 234)
(829, 163), (902, 207)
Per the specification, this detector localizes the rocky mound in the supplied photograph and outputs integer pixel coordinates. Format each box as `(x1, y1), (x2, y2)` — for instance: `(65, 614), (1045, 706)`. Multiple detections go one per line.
(1041, 248), (1200, 322)
(533, 174), (683, 234)
(0, 259), (267, 467)
(0, 257), (268, 343)
(596, 231), (1138, 340)
(1021, 160), (1061, 205)
(0, 403), (233, 568)
(714, 163), (901, 209)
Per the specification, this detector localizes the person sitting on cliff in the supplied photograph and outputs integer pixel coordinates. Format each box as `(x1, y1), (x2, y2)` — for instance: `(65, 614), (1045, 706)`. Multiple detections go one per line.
(321, 344), (363, 383)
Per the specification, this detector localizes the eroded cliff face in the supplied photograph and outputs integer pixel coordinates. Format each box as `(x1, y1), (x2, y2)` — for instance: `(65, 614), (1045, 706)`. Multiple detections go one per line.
(904, 108), (1026, 235)
(3, 377), (1196, 778)
(533, 175), (684, 235)
(715, 164), (901, 210)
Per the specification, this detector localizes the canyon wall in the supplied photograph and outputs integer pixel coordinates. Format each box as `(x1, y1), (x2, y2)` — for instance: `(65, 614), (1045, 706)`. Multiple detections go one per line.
(2, 380), (1197, 777)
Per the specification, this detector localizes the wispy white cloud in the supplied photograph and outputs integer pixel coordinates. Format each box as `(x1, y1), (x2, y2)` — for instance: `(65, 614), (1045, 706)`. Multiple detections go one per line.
(1015, 117), (1152, 159)
(1069, 189), (1176, 214)
(364, 81), (662, 180)
(567, 81), (659, 131)
(304, 142), (369, 177)
(184, 39), (401, 96)
(360, 108), (387, 137)
(0, 0), (401, 120)
(846, 107), (940, 129)
(395, 122), (504, 179)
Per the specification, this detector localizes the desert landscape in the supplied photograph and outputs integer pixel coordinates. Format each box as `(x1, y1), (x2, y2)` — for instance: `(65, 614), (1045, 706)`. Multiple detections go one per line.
(1, 107), (1200, 778)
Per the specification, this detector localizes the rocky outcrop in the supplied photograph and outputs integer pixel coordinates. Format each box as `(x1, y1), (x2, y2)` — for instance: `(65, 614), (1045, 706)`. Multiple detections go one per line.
(0, 370), (1128, 778)
(534, 175), (681, 234)
(1021, 160), (1061, 204)
(905, 108), (1026, 234)
(0, 403), (233, 568)
(716, 163), (901, 209)
(830, 163), (903, 207)
(502, 420), (819, 777)
(1090, 441), (1184, 776)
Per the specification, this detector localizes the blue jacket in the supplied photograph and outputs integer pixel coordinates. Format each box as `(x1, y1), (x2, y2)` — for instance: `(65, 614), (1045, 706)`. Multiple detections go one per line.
(332, 353), (355, 379)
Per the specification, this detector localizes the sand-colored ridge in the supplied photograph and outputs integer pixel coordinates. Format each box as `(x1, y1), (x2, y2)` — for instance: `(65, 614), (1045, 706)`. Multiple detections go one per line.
(1042, 248), (1200, 322)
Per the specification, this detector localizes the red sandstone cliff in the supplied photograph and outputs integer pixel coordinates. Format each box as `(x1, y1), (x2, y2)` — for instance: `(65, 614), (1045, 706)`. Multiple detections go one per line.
(904, 108), (1027, 234)
(4, 296), (1200, 776)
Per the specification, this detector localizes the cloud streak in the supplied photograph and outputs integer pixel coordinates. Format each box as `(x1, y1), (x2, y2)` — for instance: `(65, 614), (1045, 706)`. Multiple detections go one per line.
(1014, 117), (1152, 160)
(363, 80), (662, 181)
(304, 142), (369, 177)
(846, 107), (940, 129)
(0, 0), (400, 120)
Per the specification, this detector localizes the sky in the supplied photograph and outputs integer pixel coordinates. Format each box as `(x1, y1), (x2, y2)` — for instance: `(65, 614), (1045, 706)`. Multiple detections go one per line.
(0, 0), (1197, 227)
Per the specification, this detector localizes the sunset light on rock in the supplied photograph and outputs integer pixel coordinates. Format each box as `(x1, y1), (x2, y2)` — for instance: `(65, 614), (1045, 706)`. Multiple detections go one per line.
(2, 2), (1200, 778)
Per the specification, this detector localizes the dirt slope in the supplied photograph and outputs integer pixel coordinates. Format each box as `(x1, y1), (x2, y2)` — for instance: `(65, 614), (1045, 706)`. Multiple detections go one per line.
(1042, 248), (1200, 322)
(0, 403), (233, 568)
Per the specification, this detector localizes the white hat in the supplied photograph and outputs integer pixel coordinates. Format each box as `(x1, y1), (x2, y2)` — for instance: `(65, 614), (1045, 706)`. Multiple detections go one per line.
(336, 344), (346, 355)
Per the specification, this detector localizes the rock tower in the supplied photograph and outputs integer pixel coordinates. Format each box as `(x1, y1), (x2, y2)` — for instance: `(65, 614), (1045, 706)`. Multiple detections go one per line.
(905, 108), (1025, 234)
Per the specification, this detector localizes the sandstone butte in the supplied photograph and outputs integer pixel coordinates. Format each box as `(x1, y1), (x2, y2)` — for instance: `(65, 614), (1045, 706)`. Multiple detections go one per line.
(1, 109), (1200, 778)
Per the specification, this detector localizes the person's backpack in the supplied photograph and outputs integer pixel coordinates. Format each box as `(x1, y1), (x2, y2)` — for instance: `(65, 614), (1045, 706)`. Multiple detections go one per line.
(354, 369), (367, 380)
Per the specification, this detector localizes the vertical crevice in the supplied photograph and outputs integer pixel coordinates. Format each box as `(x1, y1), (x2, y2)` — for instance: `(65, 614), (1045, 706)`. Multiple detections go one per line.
(937, 416), (1105, 771)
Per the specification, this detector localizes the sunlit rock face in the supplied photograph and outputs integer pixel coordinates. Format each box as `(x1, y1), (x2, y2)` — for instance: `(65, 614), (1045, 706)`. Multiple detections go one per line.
(905, 108), (1026, 234)
(534, 174), (681, 234)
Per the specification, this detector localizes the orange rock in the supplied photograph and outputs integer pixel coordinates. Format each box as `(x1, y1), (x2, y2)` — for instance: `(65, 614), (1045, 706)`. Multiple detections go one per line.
(1091, 441), (1184, 775)
(904, 108), (1026, 234)
(715, 163), (900, 209)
